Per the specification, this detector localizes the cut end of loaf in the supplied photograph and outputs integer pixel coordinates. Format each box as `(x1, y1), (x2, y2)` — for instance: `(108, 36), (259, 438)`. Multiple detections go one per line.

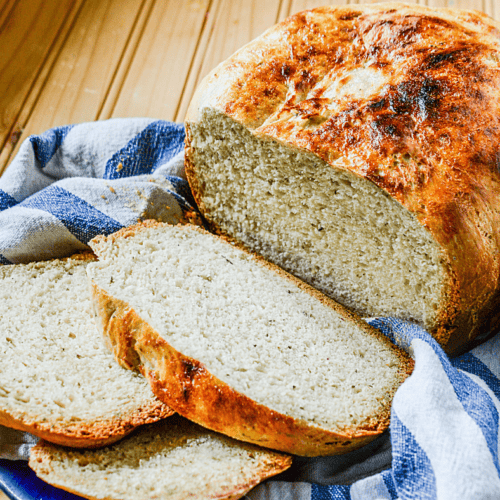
(185, 108), (448, 333)
(88, 221), (413, 455)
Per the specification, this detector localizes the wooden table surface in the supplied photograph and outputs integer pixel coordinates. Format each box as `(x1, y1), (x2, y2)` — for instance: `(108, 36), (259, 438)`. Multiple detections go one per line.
(0, 0), (498, 498)
(0, 0), (498, 178)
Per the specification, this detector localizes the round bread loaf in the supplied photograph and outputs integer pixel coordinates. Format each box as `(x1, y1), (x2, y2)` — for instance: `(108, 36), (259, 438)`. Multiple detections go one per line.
(184, 3), (500, 356)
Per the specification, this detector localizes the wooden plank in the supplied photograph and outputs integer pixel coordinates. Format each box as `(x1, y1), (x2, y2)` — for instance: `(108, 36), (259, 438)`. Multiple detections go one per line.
(0, 0), (85, 176)
(1, 0), (144, 172)
(0, 0), (18, 31)
(96, 0), (155, 120)
(277, 0), (293, 22)
(0, 0), (79, 167)
(484, 0), (498, 20)
(289, 0), (420, 14)
(175, 0), (282, 121)
(103, 0), (211, 122)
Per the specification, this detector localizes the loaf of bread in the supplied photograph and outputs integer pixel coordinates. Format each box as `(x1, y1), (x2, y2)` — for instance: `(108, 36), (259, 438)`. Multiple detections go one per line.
(0, 254), (173, 447)
(87, 221), (413, 456)
(184, 3), (500, 356)
(29, 415), (291, 500)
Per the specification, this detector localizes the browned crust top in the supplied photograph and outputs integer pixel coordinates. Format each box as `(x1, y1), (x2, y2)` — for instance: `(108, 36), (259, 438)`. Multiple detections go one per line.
(185, 3), (500, 353)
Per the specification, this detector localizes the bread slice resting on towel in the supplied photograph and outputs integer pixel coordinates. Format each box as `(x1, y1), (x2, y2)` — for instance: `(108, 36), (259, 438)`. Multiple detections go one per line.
(29, 415), (291, 500)
(0, 254), (173, 448)
(87, 221), (413, 456)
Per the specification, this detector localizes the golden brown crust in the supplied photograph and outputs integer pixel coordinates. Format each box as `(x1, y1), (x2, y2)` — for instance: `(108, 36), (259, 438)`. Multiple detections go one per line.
(0, 401), (174, 449)
(185, 3), (500, 355)
(89, 221), (413, 457)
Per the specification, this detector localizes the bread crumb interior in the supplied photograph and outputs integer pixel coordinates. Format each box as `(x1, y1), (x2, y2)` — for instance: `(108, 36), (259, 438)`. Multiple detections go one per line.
(90, 225), (406, 432)
(188, 109), (446, 329)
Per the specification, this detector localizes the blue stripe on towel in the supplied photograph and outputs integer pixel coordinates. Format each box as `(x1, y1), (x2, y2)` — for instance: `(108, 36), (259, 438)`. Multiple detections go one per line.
(369, 316), (500, 472)
(105, 121), (185, 179)
(311, 484), (351, 499)
(391, 412), (437, 500)
(165, 176), (196, 208)
(164, 185), (195, 213)
(20, 185), (123, 243)
(368, 317), (438, 353)
(0, 254), (12, 265)
(452, 352), (500, 400)
(451, 353), (500, 476)
(0, 190), (17, 211)
(381, 470), (398, 500)
(435, 358), (500, 476)
(29, 125), (74, 169)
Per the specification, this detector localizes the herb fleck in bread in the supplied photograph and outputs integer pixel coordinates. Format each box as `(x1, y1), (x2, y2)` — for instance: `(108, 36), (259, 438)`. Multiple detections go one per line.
(184, 3), (500, 356)
(29, 415), (292, 500)
(0, 254), (173, 448)
(88, 221), (413, 456)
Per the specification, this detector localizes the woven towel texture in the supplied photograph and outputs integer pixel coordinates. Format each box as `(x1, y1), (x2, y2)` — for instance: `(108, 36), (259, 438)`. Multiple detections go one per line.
(0, 119), (499, 500)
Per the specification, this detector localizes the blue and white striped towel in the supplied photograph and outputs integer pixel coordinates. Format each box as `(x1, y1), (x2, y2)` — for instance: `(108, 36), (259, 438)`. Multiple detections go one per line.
(0, 119), (499, 500)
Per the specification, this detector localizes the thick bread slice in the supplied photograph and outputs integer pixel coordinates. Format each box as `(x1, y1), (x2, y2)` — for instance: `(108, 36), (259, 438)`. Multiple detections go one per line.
(0, 254), (173, 448)
(184, 3), (500, 356)
(29, 415), (292, 500)
(88, 221), (413, 456)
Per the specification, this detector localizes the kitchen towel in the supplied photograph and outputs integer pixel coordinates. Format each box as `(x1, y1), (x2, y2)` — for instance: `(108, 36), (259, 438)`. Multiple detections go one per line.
(0, 119), (498, 500)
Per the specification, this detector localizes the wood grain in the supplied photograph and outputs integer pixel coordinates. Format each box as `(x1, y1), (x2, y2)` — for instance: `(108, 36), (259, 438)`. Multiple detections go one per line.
(103, 0), (211, 121)
(175, 0), (283, 121)
(484, 0), (496, 18)
(0, 0), (18, 32)
(0, 0), (81, 170)
(0, 0), (144, 174)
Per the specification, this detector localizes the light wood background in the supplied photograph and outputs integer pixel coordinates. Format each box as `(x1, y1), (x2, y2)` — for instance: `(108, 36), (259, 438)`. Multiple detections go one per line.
(0, 0), (498, 178)
(0, 0), (498, 498)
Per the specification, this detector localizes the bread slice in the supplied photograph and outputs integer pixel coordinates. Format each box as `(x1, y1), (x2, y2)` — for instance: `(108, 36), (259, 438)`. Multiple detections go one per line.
(0, 254), (173, 448)
(184, 3), (500, 356)
(29, 415), (291, 500)
(30, 415), (291, 500)
(87, 221), (413, 456)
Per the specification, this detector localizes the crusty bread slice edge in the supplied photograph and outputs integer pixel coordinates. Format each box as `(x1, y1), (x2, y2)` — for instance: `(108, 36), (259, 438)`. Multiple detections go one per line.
(0, 400), (174, 449)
